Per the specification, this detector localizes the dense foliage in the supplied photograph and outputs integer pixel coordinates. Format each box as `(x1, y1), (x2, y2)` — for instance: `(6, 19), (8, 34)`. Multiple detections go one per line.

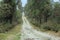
(25, 0), (60, 32)
(0, 0), (22, 33)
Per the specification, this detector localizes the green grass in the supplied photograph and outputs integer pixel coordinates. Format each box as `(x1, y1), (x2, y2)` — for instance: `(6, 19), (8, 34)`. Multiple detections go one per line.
(0, 24), (21, 40)
(13, 34), (21, 40)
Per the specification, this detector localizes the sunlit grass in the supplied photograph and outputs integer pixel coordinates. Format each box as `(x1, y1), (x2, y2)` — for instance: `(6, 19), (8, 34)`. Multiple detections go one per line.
(0, 24), (21, 40)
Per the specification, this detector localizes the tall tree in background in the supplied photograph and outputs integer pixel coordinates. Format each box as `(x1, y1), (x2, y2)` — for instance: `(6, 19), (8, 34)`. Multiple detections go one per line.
(25, 0), (51, 25)
(3, 0), (16, 23)
(0, 0), (22, 32)
(53, 2), (60, 23)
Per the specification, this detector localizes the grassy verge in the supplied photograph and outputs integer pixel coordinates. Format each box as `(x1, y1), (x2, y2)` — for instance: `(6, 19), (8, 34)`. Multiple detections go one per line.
(0, 24), (21, 40)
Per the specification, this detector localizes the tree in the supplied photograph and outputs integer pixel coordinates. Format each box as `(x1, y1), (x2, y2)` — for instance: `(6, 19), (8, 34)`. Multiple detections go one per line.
(53, 2), (60, 23)
(25, 0), (51, 24)
(0, 0), (22, 33)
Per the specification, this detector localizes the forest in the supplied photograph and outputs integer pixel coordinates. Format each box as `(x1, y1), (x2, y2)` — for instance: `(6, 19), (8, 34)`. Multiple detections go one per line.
(0, 0), (60, 40)
(0, 0), (60, 33)
(0, 0), (22, 33)
(24, 0), (60, 32)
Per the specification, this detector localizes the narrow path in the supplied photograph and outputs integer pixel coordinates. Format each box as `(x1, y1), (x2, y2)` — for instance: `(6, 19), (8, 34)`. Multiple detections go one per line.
(21, 12), (60, 40)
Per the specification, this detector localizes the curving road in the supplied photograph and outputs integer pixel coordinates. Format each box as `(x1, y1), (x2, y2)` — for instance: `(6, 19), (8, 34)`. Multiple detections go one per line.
(21, 12), (60, 40)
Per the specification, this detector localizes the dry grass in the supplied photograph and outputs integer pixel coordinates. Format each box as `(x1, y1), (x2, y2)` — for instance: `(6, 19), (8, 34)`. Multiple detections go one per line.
(0, 24), (21, 40)
(32, 22), (60, 37)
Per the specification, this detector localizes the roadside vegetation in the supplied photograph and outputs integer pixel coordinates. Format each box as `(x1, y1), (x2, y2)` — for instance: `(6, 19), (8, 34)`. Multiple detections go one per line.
(0, 24), (21, 40)
(0, 0), (22, 40)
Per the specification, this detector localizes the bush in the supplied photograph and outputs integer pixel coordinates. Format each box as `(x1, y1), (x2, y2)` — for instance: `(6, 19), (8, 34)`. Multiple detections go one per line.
(41, 22), (60, 32)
